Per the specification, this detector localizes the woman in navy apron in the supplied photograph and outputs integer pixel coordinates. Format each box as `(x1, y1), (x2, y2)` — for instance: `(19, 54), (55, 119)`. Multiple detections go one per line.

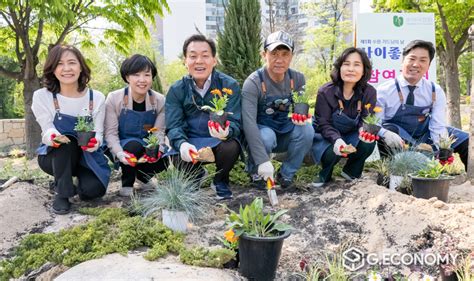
(104, 55), (168, 197)
(32, 45), (110, 214)
(311, 48), (377, 187)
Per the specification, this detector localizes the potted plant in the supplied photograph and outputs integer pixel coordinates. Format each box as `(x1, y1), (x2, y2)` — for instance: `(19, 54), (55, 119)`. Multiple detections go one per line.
(143, 127), (160, 159)
(362, 103), (382, 135)
(224, 197), (293, 281)
(217, 229), (239, 269)
(410, 158), (454, 202)
(292, 87), (311, 122)
(388, 151), (429, 191)
(201, 87), (233, 129)
(141, 165), (210, 232)
(74, 114), (95, 146)
(438, 134), (457, 161)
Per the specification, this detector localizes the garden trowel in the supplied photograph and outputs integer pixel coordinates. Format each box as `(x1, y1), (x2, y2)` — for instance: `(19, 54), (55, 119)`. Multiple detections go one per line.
(267, 178), (279, 206)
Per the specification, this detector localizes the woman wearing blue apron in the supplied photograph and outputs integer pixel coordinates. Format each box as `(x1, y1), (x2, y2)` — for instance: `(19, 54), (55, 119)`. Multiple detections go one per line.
(32, 45), (110, 214)
(165, 34), (242, 200)
(104, 54), (168, 197)
(311, 48), (377, 187)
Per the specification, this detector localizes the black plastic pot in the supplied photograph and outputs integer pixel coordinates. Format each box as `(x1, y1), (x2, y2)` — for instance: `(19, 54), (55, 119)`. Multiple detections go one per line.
(239, 230), (291, 281)
(293, 103), (309, 115)
(376, 173), (389, 188)
(76, 131), (95, 146)
(362, 122), (381, 135)
(411, 176), (453, 203)
(223, 249), (239, 269)
(145, 146), (159, 158)
(438, 148), (453, 161)
(210, 112), (228, 129)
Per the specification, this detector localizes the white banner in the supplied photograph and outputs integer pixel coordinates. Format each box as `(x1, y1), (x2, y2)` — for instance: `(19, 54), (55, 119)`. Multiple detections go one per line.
(356, 13), (436, 87)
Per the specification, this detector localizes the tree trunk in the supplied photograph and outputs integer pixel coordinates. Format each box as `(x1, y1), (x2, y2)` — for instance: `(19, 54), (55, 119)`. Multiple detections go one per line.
(23, 77), (41, 159)
(468, 25), (474, 181)
(441, 53), (462, 128)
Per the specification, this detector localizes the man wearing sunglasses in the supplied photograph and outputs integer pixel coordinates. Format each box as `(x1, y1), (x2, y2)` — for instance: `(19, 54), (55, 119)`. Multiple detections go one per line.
(242, 31), (314, 188)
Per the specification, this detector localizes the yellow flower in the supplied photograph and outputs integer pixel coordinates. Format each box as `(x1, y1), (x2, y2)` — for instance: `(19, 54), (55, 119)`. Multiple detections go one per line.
(222, 88), (233, 95)
(148, 127), (158, 133)
(211, 89), (222, 97)
(364, 103), (371, 110)
(373, 106), (382, 113)
(224, 229), (238, 243)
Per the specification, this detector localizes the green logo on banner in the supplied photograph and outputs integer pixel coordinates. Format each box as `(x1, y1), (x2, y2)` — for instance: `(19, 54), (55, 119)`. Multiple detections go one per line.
(393, 16), (404, 27)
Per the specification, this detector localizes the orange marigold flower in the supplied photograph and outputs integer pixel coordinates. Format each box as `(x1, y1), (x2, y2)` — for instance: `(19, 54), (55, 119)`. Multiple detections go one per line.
(222, 88), (233, 95)
(224, 229), (238, 243)
(211, 89), (222, 97)
(364, 103), (371, 110)
(148, 127), (158, 133)
(373, 106), (382, 113)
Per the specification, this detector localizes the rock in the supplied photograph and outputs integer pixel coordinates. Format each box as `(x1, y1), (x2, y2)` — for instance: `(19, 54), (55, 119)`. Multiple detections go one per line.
(432, 200), (447, 209)
(428, 197), (438, 203)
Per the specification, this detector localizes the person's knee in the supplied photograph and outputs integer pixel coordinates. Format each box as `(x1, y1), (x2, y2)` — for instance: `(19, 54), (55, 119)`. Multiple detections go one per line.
(259, 128), (277, 152)
(292, 124), (314, 143)
(79, 182), (106, 199)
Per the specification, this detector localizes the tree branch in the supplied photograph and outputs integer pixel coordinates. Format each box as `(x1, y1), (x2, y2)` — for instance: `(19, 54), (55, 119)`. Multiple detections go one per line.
(436, 0), (455, 51)
(0, 65), (21, 80)
(32, 18), (43, 56)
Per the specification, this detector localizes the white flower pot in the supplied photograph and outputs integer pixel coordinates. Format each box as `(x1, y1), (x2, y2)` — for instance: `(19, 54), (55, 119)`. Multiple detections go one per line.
(389, 175), (404, 191)
(162, 209), (189, 233)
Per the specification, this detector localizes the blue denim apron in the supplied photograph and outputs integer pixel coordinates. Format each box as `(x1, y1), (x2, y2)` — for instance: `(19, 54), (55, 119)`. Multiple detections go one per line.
(36, 90), (111, 188)
(383, 80), (468, 148)
(312, 99), (362, 163)
(118, 87), (157, 148)
(165, 83), (221, 157)
(256, 68), (294, 134)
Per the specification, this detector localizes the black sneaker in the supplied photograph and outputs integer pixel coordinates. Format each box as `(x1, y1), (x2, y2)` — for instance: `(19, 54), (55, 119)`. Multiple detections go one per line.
(276, 173), (292, 189)
(210, 182), (233, 200)
(52, 196), (71, 215)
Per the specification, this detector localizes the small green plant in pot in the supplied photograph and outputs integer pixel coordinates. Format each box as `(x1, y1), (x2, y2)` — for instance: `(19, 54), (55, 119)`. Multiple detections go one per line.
(362, 104), (382, 135)
(437, 133), (457, 161)
(292, 86), (311, 117)
(143, 127), (160, 159)
(410, 158), (454, 203)
(141, 165), (210, 232)
(224, 197), (293, 281)
(74, 114), (95, 146)
(201, 88), (233, 129)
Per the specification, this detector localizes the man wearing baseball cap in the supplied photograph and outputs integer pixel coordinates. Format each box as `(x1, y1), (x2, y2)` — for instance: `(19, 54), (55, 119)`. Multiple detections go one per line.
(242, 31), (314, 189)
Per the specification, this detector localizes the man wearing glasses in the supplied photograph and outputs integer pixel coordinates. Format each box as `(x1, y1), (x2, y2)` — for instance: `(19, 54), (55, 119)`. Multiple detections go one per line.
(165, 34), (241, 200)
(242, 31), (314, 188)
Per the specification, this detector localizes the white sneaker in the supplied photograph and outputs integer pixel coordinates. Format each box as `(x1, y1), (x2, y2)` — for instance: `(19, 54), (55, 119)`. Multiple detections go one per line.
(119, 186), (134, 197)
(340, 171), (354, 181)
(311, 181), (326, 188)
(135, 179), (156, 191)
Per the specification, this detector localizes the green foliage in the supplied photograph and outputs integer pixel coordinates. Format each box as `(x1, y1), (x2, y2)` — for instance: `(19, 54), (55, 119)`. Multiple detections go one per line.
(140, 166), (210, 221)
(293, 86), (310, 104)
(0, 57), (21, 118)
(179, 247), (235, 268)
(389, 151), (430, 176)
(162, 60), (187, 93)
(438, 134), (457, 149)
(73, 115), (94, 132)
(0, 208), (184, 280)
(201, 88), (233, 114)
(143, 128), (160, 148)
(217, 0), (262, 85)
(224, 197), (293, 237)
(0, 157), (49, 181)
(415, 158), (448, 178)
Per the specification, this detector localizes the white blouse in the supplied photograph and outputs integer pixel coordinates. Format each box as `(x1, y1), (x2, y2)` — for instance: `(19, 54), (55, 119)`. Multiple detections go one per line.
(31, 87), (106, 146)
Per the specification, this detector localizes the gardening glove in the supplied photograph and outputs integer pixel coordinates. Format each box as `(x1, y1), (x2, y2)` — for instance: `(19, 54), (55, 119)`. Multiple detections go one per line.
(82, 137), (99, 152)
(43, 128), (62, 147)
(117, 151), (137, 167)
(333, 138), (348, 157)
(257, 161), (274, 181)
(139, 152), (162, 163)
(208, 120), (230, 140)
(358, 127), (379, 143)
(383, 130), (404, 149)
(179, 142), (198, 163)
(291, 113), (312, 126)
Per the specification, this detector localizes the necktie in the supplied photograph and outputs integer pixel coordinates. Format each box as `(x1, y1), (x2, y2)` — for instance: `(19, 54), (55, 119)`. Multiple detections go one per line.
(406, 85), (416, 105)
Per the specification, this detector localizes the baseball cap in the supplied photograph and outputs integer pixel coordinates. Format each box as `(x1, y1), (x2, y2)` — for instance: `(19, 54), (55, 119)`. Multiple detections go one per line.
(264, 31), (294, 52)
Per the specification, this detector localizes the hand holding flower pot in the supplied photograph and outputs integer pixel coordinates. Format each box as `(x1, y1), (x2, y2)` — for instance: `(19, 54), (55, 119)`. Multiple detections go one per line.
(208, 120), (230, 140)
(362, 103), (382, 135)
(74, 114), (95, 147)
(291, 87), (312, 125)
(201, 88), (233, 129)
(437, 133), (457, 162)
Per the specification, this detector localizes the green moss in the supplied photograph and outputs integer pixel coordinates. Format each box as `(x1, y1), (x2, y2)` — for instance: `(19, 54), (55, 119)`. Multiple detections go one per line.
(179, 246), (235, 268)
(0, 208), (184, 280)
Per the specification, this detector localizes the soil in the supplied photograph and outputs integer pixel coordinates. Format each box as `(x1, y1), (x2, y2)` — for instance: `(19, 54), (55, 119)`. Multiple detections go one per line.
(1, 158), (473, 279)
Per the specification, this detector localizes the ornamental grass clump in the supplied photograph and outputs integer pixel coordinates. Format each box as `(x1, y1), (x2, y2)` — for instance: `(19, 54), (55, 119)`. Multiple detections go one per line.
(389, 150), (429, 176)
(140, 165), (210, 222)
